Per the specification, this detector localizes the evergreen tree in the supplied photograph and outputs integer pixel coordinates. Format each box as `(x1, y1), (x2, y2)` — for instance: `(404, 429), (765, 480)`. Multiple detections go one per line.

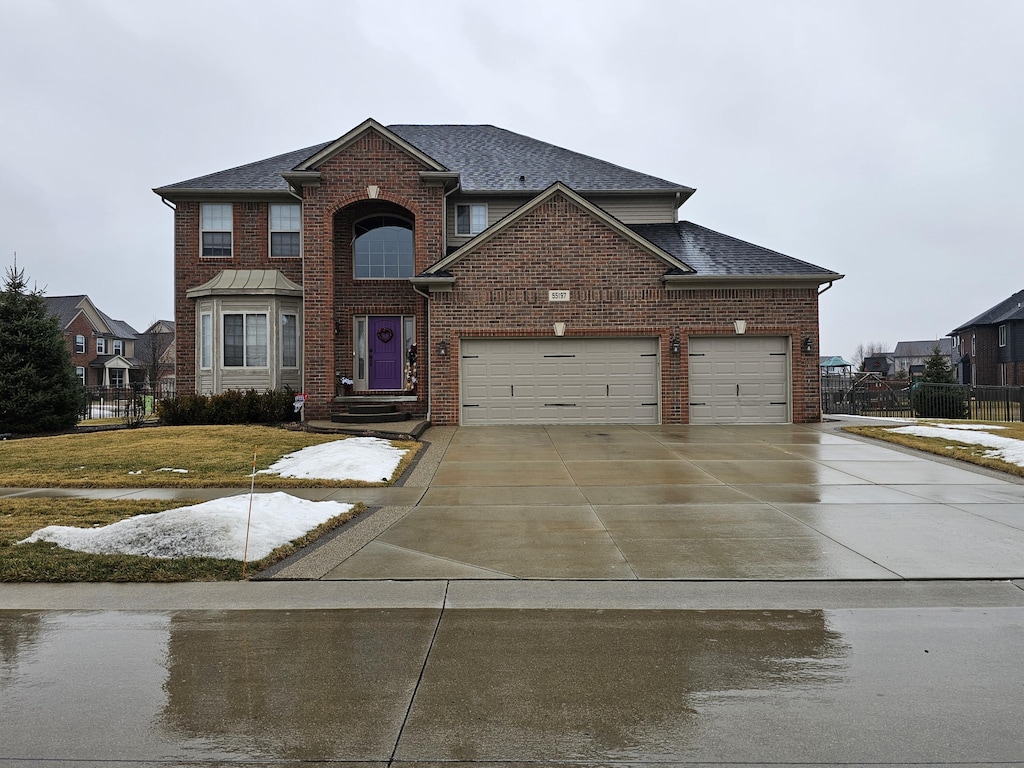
(0, 264), (83, 433)
(920, 344), (957, 384)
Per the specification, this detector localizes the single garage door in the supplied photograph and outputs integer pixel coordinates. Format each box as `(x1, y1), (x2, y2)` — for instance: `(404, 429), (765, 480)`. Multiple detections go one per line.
(460, 337), (659, 425)
(688, 336), (790, 424)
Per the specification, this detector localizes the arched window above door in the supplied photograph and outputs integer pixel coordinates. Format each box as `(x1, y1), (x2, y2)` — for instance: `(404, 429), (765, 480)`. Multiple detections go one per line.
(353, 215), (414, 278)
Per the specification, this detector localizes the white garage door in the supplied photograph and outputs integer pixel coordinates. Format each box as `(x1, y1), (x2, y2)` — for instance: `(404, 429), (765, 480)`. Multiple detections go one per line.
(460, 337), (659, 425)
(688, 336), (790, 424)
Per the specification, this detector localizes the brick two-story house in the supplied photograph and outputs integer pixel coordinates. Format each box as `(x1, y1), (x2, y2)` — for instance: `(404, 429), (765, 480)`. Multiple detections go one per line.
(154, 119), (842, 425)
(43, 295), (140, 389)
(950, 289), (1024, 386)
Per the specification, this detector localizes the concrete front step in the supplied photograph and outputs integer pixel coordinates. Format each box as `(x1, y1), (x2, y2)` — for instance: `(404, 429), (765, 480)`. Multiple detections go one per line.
(330, 411), (411, 424)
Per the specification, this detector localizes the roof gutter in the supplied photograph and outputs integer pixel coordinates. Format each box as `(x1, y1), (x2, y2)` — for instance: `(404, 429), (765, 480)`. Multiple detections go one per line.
(662, 273), (845, 289)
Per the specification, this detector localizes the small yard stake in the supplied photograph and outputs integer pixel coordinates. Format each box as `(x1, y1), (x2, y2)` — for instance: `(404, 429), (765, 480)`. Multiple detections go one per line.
(242, 444), (258, 579)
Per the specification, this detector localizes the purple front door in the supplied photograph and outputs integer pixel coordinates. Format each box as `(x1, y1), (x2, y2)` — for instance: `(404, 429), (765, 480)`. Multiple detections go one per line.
(369, 316), (403, 390)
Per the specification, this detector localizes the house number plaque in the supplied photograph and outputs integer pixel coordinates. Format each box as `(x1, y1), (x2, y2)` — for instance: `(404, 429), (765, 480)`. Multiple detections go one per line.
(548, 290), (570, 302)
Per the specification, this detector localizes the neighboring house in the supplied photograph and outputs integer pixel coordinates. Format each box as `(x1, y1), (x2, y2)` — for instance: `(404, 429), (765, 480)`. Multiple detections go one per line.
(154, 118), (843, 425)
(43, 295), (141, 388)
(862, 353), (895, 378)
(137, 320), (176, 392)
(949, 290), (1024, 386)
(892, 339), (955, 379)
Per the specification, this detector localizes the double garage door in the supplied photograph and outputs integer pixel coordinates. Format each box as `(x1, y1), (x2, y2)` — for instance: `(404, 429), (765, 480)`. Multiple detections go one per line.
(689, 336), (790, 424)
(458, 336), (791, 425)
(460, 338), (659, 425)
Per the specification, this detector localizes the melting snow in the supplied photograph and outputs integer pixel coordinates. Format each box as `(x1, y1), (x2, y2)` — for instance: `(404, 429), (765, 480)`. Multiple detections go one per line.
(19, 437), (409, 560)
(888, 424), (1024, 468)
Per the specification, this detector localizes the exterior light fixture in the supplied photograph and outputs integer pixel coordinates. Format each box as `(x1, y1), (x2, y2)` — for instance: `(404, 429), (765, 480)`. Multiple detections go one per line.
(803, 336), (813, 355)
(733, 320), (747, 335)
(553, 322), (566, 337)
(670, 336), (681, 355)
(438, 340), (448, 357)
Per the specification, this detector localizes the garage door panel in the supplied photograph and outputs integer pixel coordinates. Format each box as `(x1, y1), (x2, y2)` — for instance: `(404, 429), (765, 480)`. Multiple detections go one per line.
(461, 337), (659, 425)
(689, 336), (790, 425)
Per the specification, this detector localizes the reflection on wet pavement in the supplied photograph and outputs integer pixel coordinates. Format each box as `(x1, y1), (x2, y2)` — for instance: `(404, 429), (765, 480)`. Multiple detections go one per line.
(3, 606), (1023, 765)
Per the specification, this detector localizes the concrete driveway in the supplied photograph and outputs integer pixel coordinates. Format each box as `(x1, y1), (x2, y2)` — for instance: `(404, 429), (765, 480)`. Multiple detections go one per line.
(281, 423), (1024, 581)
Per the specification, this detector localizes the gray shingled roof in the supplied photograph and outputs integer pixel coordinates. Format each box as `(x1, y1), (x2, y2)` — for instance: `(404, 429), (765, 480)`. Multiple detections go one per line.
(154, 125), (692, 195)
(43, 295), (138, 338)
(950, 289), (1024, 332)
(893, 339), (953, 358)
(629, 222), (841, 278)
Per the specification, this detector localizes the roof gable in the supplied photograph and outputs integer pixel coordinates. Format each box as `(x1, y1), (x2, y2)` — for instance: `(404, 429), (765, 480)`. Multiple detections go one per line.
(293, 118), (448, 174)
(425, 182), (694, 276)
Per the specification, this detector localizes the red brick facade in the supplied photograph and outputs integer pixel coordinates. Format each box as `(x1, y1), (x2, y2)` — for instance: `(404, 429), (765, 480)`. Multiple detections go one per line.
(427, 194), (821, 424)
(169, 125), (827, 425)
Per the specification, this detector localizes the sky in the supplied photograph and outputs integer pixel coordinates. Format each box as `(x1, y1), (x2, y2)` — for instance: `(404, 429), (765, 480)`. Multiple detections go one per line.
(2, 0), (1022, 364)
(20, 436), (408, 559)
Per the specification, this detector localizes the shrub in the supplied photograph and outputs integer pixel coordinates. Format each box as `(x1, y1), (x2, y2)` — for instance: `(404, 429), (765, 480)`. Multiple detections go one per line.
(912, 383), (969, 419)
(155, 388), (295, 426)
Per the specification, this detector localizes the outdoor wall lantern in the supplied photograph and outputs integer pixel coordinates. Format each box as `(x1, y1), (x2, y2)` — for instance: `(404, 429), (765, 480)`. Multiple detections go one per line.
(553, 322), (566, 337)
(734, 319), (747, 335)
(803, 336), (813, 355)
(670, 336), (681, 355)
(438, 339), (448, 357)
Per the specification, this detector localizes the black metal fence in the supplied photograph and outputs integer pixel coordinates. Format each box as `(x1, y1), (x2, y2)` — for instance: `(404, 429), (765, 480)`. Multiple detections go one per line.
(821, 375), (1023, 422)
(79, 384), (176, 421)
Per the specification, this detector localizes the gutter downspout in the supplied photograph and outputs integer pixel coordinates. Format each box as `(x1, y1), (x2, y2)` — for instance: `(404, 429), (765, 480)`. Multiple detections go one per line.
(818, 280), (836, 296)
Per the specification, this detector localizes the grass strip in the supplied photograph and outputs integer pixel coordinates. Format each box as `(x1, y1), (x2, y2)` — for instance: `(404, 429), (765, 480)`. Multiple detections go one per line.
(0, 425), (418, 488)
(843, 421), (1024, 478)
(0, 497), (364, 582)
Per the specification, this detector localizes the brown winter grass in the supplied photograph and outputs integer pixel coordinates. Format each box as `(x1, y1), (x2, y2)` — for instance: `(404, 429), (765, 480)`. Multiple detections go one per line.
(0, 496), (365, 582)
(844, 420), (1024, 478)
(0, 425), (419, 488)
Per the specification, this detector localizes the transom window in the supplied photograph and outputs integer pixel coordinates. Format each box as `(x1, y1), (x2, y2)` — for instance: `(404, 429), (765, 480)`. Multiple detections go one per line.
(270, 204), (301, 258)
(456, 204), (487, 235)
(223, 313), (268, 367)
(353, 216), (414, 278)
(201, 203), (233, 258)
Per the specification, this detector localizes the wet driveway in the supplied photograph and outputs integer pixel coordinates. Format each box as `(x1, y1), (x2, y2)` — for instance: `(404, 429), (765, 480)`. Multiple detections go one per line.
(308, 424), (1024, 580)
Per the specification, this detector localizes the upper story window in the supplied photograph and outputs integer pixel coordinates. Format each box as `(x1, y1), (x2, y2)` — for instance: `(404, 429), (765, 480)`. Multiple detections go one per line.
(353, 215), (414, 279)
(456, 204), (487, 235)
(201, 203), (233, 258)
(112, 339), (123, 356)
(971, 334), (977, 356)
(74, 335), (86, 354)
(96, 337), (107, 355)
(270, 204), (301, 258)
(999, 324), (1007, 347)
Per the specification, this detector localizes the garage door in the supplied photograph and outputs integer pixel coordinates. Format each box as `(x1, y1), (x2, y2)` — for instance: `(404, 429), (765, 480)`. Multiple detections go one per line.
(688, 336), (790, 424)
(460, 337), (659, 425)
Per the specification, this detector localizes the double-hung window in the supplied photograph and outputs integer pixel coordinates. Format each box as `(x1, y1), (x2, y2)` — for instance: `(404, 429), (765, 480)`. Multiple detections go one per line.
(96, 338), (107, 355)
(75, 335), (86, 354)
(75, 366), (86, 385)
(999, 324), (1007, 347)
(456, 204), (487, 235)
(223, 313), (267, 367)
(201, 203), (233, 258)
(112, 340), (123, 356)
(270, 204), (301, 258)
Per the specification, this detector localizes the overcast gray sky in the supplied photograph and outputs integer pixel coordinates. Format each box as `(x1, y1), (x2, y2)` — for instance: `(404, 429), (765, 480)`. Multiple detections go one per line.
(2, 0), (1022, 363)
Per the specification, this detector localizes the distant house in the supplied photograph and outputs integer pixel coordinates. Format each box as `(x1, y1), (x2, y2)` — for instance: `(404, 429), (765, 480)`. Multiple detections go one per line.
(949, 290), (1024, 386)
(862, 353), (895, 378)
(892, 339), (955, 379)
(43, 296), (141, 388)
(137, 320), (176, 392)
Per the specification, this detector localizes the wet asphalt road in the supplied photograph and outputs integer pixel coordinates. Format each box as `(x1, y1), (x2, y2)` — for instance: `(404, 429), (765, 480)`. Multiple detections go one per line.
(3, 589), (1024, 766)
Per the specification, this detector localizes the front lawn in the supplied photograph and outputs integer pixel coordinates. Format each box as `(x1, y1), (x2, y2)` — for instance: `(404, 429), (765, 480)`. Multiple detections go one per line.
(0, 425), (419, 488)
(844, 420), (1024, 478)
(0, 496), (364, 582)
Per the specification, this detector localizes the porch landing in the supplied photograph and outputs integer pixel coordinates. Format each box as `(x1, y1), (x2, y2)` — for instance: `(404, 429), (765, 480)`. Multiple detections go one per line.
(304, 418), (431, 441)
